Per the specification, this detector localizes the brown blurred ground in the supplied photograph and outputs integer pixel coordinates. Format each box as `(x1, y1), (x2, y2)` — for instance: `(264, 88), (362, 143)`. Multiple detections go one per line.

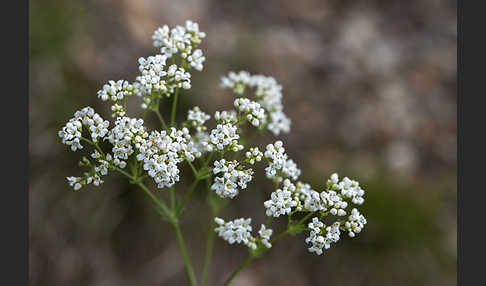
(30, 0), (456, 285)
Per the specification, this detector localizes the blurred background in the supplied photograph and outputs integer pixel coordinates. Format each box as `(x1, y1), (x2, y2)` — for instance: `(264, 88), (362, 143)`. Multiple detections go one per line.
(29, 0), (456, 285)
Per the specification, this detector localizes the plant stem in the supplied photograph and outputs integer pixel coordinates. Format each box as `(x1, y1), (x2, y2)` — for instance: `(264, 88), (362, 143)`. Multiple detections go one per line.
(201, 205), (220, 286)
(223, 255), (254, 286)
(154, 109), (169, 131)
(172, 221), (198, 286)
(296, 212), (314, 226)
(169, 186), (176, 210)
(113, 161), (197, 286)
(223, 227), (292, 286)
(176, 179), (201, 215)
(170, 88), (179, 127)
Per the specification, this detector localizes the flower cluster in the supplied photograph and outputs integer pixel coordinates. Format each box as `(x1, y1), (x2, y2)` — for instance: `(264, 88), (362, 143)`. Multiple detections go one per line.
(186, 106), (210, 131)
(264, 141), (301, 182)
(234, 98), (265, 127)
(58, 107), (110, 151)
(97, 80), (134, 117)
(208, 123), (243, 152)
(58, 20), (368, 271)
(261, 171), (367, 255)
(264, 179), (298, 217)
(214, 217), (273, 250)
(245, 147), (263, 165)
(136, 127), (200, 189)
(152, 20), (206, 70)
(214, 110), (238, 124)
(211, 159), (253, 199)
(305, 218), (341, 255)
(221, 72), (291, 135)
(106, 117), (147, 164)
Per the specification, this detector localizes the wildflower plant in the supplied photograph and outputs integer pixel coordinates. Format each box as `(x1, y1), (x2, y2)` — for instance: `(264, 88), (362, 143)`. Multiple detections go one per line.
(58, 20), (368, 286)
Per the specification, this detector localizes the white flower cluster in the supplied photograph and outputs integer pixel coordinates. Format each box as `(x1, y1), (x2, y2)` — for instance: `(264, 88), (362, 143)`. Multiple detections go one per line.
(214, 217), (273, 250)
(58, 107), (110, 151)
(245, 147), (263, 165)
(211, 159), (253, 199)
(187, 106), (210, 131)
(294, 182), (324, 212)
(190, 131), (212, 154)
(344, 208), (367, 237)
(261, 172), (367, 255)
(106, 117), (148, 166)
(214, 110), (238, 124)
(264, 179), (298, 217)
(220, 72), (291, 135)
(152, 20), (206, 70)
(208, 123), (243, 152)
(97, 80), (134, 117)
(264, 141), (301, 182)
(136, 127), (200, 189)
(327, 173), (366, 205)
(305, 218), (341, 255)
(136, 55), (192, 97)
(220, 71), (252, 95)
(234, 98), (265, 127)
(65, 151), (114, 191)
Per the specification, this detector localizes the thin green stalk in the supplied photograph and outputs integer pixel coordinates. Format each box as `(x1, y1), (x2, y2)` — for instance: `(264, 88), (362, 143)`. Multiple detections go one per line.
(296, 212), (314, 226)
(154, 109), (169, 131)
(223, 255), (254, 286)
(170, 88), (179, 127)
(223, 227), (293, 285)
(172, 222), (198, 286)
(176, 179), (201, 215)
(169, 186), (176, 210)
(187, 160), (198, 178)
(201, 206), (220, 286)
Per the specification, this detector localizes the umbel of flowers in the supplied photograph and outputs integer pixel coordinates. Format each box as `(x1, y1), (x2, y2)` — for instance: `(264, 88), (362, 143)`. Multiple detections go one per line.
(58, 20), (367, 286)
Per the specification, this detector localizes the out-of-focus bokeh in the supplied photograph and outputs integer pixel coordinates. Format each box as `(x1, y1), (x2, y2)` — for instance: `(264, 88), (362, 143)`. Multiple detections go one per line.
(30, 0), (456, 285)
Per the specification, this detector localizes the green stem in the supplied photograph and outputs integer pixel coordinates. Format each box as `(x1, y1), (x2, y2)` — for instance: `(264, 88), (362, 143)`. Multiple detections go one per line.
(172, 222), (198, 286)
(154, 109), (169, 131)
(223, 255), (254, 286)
(296, 212), (314, 226)
(170, 88), (179, 127)
(187, 160), (198, 178)
(201, 206), (220, 286)
(176, 179), (201, 216)
(223, 226), (293, 286)
(169, 186), (176, 210)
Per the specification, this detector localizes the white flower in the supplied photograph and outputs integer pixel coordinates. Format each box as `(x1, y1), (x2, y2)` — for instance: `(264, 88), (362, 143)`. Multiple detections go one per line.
(344, 208), (367, 238)
(264, 141), (300, 181)
(208, 123), (242, 152)
(214, 110), (238, 124)
(97, 80), (134, 116)
(135, 127), (199, 189)
(320, 190), (348, 216)
(264, 180), (298, 217)
(245, 147), (263, 165)
(187, 49), (205, 71)
(187, 106), (210, 131)
(258, 224), (273, 248)
(152, 20), (205, 63)
(214, 217), (256, 249)
(137, 54), (168, 93)
(58, 106), (110, 149)
(211, 159), (253, 199)
(326, 173), (365, 205)
(220, 71), (252, 94)
(308, 217), (324, 232)
(234, 98), (265, 127)
(221, 71), (291, 135)
(305, 219), (341, 255)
